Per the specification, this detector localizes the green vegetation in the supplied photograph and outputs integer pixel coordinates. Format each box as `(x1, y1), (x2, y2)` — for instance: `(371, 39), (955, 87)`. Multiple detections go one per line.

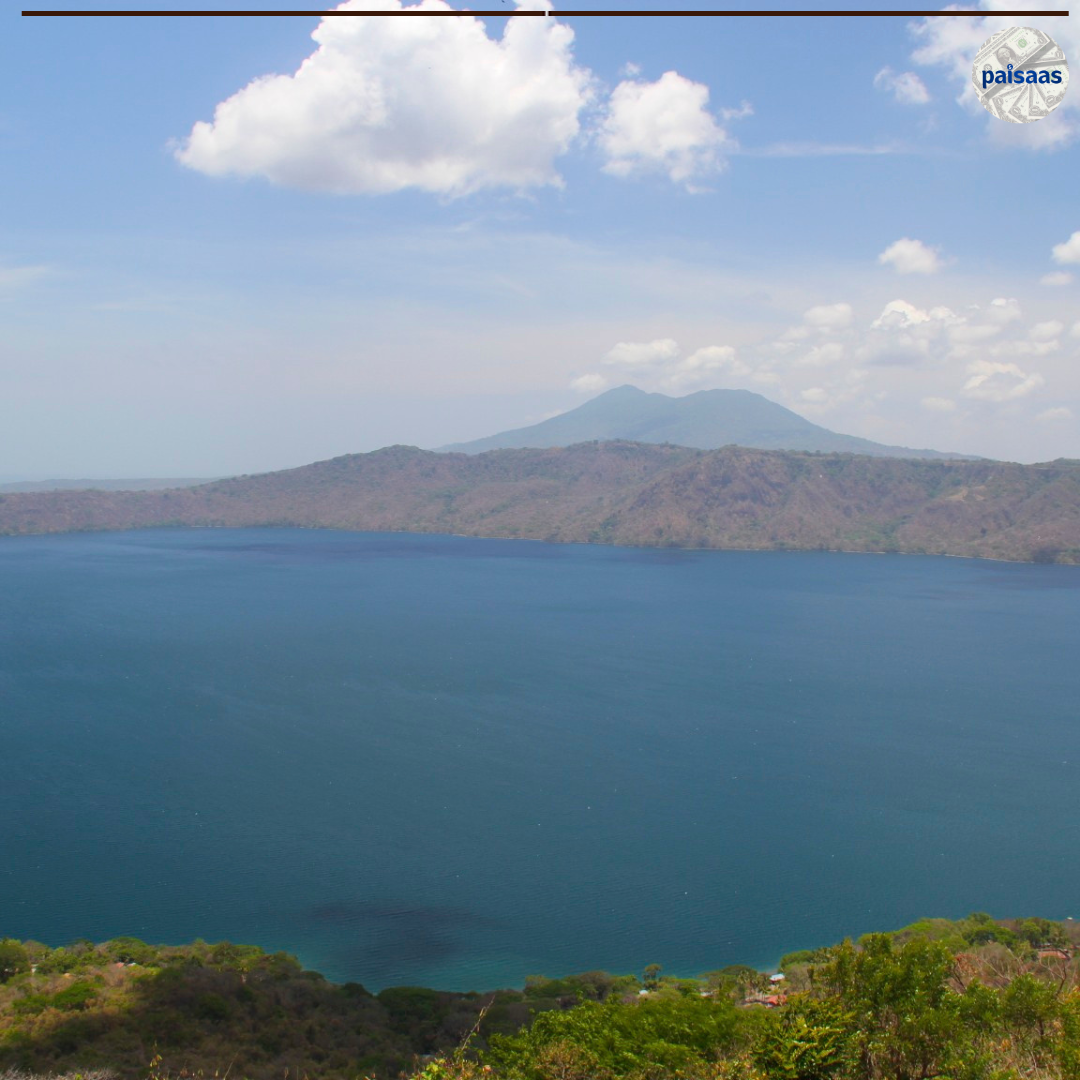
(0, 915), (1077, 1080)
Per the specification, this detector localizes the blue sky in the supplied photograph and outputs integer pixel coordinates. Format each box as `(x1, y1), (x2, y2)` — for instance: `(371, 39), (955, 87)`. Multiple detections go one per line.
(2, 0), (1078, 477)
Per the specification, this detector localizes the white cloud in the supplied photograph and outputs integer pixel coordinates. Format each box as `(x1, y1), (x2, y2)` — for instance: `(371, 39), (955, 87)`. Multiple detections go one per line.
(175, 0), (592, 197)
(803, 302), (854, 332)
(864, 300), (958, 366)
(1052, 230), (1080, 264)
(873, 67), (931, 105)
(1037, 406), (1074, 422)
(720, 101), (754, 122)
(871, 299), (954, 330)
(878, 237), (942, 275)
(1031, 320), (1064, 341)
(570, 372), (610, 394)
(798, 341), (847, 367)
(757, 293), (1069, 426)
(911, 0), (1079, 150)
(602, 338), (680, 368)
(565, 289), (1074, 448)
(589, 337), (749, 392)
(948, 323), (1002, 344)
(858, 298), (1057, 375)
(986, 297), (1023, 324)
(1041, 271), (1074, 286)
(963, 359), (1045, 401)
(783, 303), (854, 341)
(663, 346), (747, 390)
(598, 71), (733, 187)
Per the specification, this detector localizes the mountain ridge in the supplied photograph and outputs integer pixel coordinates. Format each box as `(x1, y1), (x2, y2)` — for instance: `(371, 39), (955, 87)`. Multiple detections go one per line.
(0, 441), (1076, 564)
(439, 385), (975, 460)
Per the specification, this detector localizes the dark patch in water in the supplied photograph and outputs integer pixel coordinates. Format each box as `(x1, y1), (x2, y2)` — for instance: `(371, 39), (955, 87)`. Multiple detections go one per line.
(305, 900), (504, 983)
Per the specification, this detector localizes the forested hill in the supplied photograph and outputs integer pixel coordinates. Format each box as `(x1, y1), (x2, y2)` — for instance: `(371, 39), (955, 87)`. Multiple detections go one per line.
(0, 442), (1078, 564)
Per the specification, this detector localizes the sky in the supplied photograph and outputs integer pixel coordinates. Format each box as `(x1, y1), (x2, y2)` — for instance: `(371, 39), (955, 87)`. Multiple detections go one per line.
(2, 0), (1078, 478)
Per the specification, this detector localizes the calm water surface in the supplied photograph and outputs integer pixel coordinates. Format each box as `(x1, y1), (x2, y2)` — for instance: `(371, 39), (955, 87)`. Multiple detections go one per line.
(1, 529), (1077, 989)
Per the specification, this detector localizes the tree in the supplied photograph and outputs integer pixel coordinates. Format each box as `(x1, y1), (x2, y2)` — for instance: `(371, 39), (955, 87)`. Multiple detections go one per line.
(642, 963), (663, 990)
(486, 996), (741, 1079)
(106, 936), (158, 966)
(756, 998), (855, 1080)
(812, 935), (965, 1080)
(0, 939), (30, 983)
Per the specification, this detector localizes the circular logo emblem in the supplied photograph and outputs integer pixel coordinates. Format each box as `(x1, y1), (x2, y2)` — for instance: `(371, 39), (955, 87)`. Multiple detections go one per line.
(971, 26), (1069, 123)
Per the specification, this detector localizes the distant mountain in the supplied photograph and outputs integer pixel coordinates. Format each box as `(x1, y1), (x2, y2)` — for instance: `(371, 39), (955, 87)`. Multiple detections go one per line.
(440, 385), (973, 459)
(1, 442), (1077, 564)
(0, 477), (219, 493)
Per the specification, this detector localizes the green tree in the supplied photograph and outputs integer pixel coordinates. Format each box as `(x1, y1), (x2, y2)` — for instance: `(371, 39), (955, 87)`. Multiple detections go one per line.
(1058, 991), (1080, 1080)
(50, 979), (98, 1010)
(105, 936), (158, 965)
(0, 939), (30, 983)
(756, 998), (855, 1080)
(1000, 973), (1061, 1046)
(813, 935), (966, 1080)
(487, 995), (741, 1078)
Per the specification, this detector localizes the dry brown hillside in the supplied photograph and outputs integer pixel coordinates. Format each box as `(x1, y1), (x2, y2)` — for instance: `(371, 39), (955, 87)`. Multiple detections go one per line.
(1, 442), (1078, 564)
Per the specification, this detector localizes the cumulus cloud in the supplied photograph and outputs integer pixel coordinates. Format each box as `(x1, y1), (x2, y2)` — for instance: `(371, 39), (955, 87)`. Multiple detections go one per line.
(873, 67), (931, 105)
(1037, 406), (1074, 422)
(780, 303), (854, 342)
(871, 299), (958, 330)
(858, 297), (1052, 371)
(1052, 230), (1080, 264)
(603, 338), (680, 368)
(1041, 271), (1074, 286)
(568, 291), (1075, 445)
(985, 296), (1023, 324)
(576, 337), (751, 392)
(797, 297), (1049, 379)
(1031, 320), (1065, 341)
(863, 301), (960, 367)
(175, 0), (592, 196)
(910, 0), (1079, 150)
(878, 237), (942, 275)
(598, 71), (734, 187)
(763, 294), (1068, 420)
(963, 359), (1045, 401)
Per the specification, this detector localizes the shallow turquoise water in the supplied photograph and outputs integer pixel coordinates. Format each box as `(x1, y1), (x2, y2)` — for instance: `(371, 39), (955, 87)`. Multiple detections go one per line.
(1, 529), (1077, 989)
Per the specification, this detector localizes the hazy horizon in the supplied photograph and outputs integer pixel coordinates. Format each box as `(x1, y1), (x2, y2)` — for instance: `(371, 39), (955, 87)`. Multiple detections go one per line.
(4, 1), (1078, 477)
(0, 382), (1003, 483)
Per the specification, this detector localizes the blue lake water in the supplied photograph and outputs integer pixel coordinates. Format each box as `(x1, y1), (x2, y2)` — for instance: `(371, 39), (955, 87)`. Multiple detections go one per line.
(1, 528), (1077, 990)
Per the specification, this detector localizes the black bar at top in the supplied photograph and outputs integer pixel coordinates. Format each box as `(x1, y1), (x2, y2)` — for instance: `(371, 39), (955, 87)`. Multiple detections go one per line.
(19, 7), (1072, 14)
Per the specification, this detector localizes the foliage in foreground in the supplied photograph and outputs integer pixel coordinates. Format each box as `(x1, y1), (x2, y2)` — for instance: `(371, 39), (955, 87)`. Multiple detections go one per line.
(0, 915), (1077, 1080)
(419, 916), (1080, 1080)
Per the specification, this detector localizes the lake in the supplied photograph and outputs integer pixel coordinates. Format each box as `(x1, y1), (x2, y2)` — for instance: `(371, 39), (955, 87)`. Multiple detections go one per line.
(1, 529), (1077, 989)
